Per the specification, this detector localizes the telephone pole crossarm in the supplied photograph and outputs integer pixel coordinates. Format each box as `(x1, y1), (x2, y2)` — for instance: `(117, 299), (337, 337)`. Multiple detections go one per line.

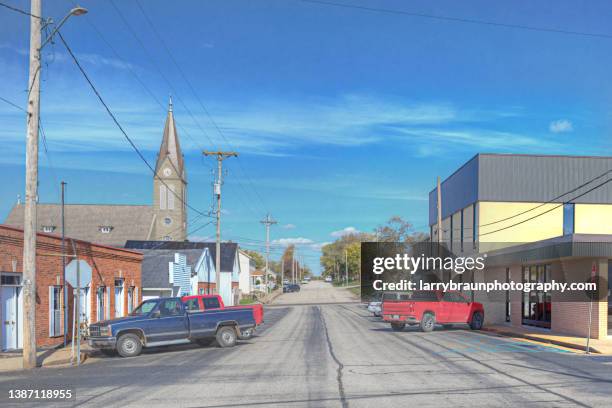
(202, 151), (238, 296)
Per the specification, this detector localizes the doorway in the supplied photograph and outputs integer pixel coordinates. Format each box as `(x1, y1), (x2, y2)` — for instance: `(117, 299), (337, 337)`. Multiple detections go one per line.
(1, 274), (23, 351)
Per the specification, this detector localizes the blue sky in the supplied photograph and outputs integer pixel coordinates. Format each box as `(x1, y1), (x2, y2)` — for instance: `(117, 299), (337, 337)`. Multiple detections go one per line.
(1, 0), (611, 273)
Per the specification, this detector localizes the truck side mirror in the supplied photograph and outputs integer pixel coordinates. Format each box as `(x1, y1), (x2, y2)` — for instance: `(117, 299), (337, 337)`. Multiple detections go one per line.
(151, 310), (161, 319)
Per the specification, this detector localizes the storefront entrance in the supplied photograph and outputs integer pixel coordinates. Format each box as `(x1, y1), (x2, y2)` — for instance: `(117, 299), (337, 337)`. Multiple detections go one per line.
(522, 264), (551, 329)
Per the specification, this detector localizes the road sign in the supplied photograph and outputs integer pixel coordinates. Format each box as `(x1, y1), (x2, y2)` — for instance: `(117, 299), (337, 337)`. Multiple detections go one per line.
(65, 259), (92, 288)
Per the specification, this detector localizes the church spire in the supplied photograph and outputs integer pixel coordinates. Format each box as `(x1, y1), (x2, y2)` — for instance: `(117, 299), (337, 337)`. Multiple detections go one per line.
(155, 96), (184, 178)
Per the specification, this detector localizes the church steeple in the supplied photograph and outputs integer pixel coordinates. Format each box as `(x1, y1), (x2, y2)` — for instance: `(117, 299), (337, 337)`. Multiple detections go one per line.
(152, 95), (187, 241)
(155, 96), (184, 180)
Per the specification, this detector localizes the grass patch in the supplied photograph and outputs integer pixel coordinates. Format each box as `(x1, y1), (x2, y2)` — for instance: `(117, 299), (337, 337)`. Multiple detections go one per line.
(347, 286), (361, 297)
(239, 297), (256, 305)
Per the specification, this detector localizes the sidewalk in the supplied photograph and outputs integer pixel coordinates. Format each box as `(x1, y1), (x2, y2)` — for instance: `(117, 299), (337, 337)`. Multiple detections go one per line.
(0, 342), (99, 372)
(483, 324), (612, 354)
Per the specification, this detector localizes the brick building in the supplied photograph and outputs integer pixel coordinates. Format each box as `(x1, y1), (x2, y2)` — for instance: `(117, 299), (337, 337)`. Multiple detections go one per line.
(0, 225), (142, 350)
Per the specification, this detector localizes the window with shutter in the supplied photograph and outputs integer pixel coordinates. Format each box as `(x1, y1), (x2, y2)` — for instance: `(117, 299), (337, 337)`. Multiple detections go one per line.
(167, 185), (175, 209)
(160, 185), (167, 209)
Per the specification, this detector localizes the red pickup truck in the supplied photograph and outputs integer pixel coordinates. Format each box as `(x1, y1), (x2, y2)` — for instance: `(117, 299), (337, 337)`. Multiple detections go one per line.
(382, 291), (484, 332)
(182, 295), (264, 339)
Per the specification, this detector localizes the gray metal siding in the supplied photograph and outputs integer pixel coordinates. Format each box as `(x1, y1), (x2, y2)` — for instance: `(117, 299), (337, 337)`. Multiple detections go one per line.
(478, 154), (612, 203)
(429, 155), (478, 225)
(429, 154), (612, 226)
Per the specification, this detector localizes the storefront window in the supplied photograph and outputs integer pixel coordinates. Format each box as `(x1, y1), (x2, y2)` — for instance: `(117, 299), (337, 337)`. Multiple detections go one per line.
(521, 264), (551, 328)
(563, 203), (574, 235)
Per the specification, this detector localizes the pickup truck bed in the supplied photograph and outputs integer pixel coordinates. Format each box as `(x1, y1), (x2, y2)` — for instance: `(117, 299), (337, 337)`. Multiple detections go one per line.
(182, 295), (263, 339)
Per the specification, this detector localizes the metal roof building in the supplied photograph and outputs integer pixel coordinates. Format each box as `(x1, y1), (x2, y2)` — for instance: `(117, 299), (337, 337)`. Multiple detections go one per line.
(429, 153), (612, 226)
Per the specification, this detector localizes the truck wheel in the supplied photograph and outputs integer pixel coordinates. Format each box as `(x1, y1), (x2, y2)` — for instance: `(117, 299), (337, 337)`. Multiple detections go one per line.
(470, 312), (484, 330)
(117, 334), (142, 357)
(420, 313), (435, 332)
(216, 326), (237, 348)
(391, 323), (406, 332)
(239, 328), (254, 340)
(196, 338), (215, 347)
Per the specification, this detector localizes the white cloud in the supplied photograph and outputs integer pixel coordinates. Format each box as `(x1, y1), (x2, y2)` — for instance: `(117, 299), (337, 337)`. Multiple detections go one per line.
(330, 226), (361, 237)
(282, 223), (296, 229)
(272, 237), (314, 247)
(549, 119), (573, 133)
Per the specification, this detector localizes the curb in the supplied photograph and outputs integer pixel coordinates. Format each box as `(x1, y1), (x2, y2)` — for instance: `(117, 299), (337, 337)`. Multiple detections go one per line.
(40, 352), (89, 368)
(482, 327), (602, 354)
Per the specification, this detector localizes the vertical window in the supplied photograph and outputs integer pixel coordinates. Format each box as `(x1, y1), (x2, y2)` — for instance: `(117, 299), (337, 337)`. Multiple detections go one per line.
(105, 288), (111, 320)
(167, 185), (175, 210)
(114, 279), (124, 318)
(48, 286), (61, 337)
(160, 185), (167, 210)
(563, 203), (575, 235)
(505, 268), (511, 322)
(449, 216), (453, 251)
(472, 204), (478, 248)
(460, 209), (464, 252)
(127, 287), (134, 314)
(96, 287), (105, 322)
(521, 264), (551, 328)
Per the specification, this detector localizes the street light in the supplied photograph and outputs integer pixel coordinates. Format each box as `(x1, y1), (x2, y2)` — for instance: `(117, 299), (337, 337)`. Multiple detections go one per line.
(40, 6), (88, 49)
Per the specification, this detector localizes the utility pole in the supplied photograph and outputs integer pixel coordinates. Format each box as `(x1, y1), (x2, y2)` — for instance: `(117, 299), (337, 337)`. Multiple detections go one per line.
(22, 0), (42, 370)
(203, 151), (237, 294)
(61, 181), (67, 347)
(281, 258), (284, 288)
(292, 250), (295, 283)
(260, 214), (277, 293)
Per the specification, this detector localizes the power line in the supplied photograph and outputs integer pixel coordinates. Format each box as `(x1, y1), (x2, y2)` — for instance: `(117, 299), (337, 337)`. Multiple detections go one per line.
(107, 0), (264, 219)
(0, 1), (41, 19)
(55, 31), (212, 219)
(133, 0), (270, 215)
(300, 0), (612, 40)
(479, 176), (612, 237)
(0, 94), (59, 186)
(479, 168), (612, 228)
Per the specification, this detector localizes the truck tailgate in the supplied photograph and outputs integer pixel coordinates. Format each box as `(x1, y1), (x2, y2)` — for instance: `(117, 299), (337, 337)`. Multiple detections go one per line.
(382, 301), (414, 320)
(225, 304), (264, 325)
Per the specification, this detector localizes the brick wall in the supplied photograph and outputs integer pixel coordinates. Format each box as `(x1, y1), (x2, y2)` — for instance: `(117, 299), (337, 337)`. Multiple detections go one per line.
(0, 225), (142, 348)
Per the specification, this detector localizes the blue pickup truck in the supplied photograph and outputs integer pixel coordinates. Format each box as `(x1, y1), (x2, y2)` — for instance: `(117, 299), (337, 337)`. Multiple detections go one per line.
(87, 297), (256, 357)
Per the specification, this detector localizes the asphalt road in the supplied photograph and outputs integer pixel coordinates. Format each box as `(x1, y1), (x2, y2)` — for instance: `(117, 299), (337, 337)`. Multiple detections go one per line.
(273, 280), (358, 305)
(2, 284), (612, 407)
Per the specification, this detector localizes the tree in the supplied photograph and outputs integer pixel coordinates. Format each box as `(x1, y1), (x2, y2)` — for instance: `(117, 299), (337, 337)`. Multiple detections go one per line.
(243, 249), (265, 270)
(374, 216), (429, 243)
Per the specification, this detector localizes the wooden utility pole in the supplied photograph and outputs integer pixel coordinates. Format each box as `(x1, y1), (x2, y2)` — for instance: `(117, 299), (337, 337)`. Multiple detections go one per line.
(260, 214), (277, 293)
(203, 151), (237, 295)
(281, 258), (284, 288)
(61, 181), (67, 347)
(22, 0), (42, 370)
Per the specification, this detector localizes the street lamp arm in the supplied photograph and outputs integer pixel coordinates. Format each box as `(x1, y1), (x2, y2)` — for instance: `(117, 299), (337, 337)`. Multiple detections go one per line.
(40, 7), (87, 50)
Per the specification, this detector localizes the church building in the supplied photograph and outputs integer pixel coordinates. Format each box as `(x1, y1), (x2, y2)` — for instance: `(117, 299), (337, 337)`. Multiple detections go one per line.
(3, 98), (188, 247)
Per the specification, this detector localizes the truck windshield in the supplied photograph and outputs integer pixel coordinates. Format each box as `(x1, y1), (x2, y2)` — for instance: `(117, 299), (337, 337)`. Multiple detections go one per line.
(130, 299), (158, 316)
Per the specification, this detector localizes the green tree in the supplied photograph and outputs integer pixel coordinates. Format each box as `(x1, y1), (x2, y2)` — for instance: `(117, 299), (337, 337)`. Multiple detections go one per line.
(243, 249), (266, 270)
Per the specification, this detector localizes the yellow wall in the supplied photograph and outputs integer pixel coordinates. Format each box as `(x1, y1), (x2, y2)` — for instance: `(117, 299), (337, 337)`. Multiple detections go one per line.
(575, 204), (612, 234)
(478, 202), (563, 243)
